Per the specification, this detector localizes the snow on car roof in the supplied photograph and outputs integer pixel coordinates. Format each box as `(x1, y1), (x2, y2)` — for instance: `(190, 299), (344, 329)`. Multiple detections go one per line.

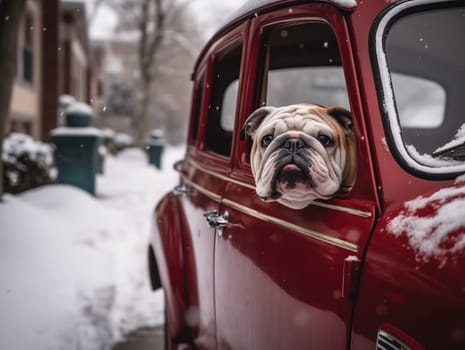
(231, 0), (356, 20)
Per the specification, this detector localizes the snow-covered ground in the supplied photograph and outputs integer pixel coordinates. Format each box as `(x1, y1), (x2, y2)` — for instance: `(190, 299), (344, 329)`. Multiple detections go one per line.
(0, 146), (185, 350)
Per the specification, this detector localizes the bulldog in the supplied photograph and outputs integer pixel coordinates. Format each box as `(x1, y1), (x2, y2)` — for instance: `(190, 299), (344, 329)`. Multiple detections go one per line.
(241, 104), (357, 209)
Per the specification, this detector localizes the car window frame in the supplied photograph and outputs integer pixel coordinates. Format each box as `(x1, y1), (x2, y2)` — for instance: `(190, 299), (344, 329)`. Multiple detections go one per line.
(230, 3), (378, 203)
(188, 69), (206, 147)
(196, 27), (246, 163)
(372, 0), (465, 179)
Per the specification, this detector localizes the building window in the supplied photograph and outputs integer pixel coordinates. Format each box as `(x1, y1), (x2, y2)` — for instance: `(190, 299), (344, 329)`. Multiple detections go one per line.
(21, 12), (34, 84)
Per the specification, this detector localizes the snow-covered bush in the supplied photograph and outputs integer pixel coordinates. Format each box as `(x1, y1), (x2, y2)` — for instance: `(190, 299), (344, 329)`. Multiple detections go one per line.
(114, 132), (134, 153)
(2, 133), (56, 194)
(101, 128), (118, 155)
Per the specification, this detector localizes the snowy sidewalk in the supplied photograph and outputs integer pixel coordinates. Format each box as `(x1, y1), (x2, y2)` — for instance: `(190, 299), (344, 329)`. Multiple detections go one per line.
(0, 147), (184, 350)
(111, 326), (164, 350)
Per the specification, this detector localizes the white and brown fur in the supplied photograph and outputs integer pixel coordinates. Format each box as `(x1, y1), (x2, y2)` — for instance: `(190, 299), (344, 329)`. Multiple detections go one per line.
(242, 104), (357, 209)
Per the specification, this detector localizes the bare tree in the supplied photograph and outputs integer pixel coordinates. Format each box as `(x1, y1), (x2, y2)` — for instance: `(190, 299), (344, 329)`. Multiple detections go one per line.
(104, 0), (200, 145)
(0, 0), (27, 197)
(137, 0), (165, 145)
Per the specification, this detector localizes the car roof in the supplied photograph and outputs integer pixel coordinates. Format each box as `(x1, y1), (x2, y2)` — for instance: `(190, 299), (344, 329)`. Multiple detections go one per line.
(192, 0), (359, 76)
(231, 0), (357, 19)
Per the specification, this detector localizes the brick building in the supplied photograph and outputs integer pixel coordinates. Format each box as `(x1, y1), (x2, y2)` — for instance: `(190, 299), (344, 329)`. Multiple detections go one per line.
(7, 0), (104, 141)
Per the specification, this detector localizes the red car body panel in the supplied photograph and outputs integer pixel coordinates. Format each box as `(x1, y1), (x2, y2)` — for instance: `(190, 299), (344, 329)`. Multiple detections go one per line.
(352, 184), (465, 350)
(151, 193), (190, 342)
(176, 152), (229, 349)
(150, 0), (465, 349)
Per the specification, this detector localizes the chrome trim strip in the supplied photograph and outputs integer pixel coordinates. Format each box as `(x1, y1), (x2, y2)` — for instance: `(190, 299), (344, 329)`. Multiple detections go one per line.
(188, 158), (255, 190)
(182, 174), (358, 253)
(187, 158), (372, 218)
(222, 197), (359, 253)
(376, 330), (411, 350)
(182, 177), (222, 203)
(308, 201), (371, 218)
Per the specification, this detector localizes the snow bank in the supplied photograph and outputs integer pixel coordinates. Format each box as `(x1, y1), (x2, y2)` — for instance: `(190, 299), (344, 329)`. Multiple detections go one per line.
(0, 146), (185, 350)
(387, 184), (465, 258)
(0, 188), (120, 350)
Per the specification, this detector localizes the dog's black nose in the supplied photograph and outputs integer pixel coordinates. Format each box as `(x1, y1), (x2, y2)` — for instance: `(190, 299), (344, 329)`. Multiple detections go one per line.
(283, 138), (305, 151)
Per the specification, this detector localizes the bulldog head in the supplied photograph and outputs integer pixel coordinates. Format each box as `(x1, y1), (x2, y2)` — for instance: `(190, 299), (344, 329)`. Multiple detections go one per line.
(241, 104), (357, 209)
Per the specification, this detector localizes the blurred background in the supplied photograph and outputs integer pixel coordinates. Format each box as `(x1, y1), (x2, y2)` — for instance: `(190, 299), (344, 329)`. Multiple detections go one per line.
(0, 1), (247, 349)
(6, 0), (246, 146)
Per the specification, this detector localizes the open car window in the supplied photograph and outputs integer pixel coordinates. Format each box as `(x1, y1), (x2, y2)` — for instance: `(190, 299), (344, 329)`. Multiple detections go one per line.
(255, 22), (349, 110)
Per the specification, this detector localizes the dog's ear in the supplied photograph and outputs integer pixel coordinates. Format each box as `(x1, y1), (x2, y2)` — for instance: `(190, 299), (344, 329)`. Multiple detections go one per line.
(240, 106), (275, 139)
(326, 107), (353, 135)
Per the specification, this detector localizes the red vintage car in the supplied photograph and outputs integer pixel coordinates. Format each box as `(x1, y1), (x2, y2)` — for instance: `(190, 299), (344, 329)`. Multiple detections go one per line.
(148, 0), (465, 349)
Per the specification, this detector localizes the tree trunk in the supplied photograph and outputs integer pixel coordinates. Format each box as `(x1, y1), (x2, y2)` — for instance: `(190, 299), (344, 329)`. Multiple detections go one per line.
(134, 0), (165, 147)
(0, 0), (27, 198)
(137, 77), (151, 147)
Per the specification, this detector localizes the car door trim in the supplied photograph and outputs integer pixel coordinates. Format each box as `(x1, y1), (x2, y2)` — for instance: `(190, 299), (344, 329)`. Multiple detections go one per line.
(183, 177), (222, 202)
(187, 158), (372, 218)
(221, 197), (359, 253)
(182, 175), (358, 253)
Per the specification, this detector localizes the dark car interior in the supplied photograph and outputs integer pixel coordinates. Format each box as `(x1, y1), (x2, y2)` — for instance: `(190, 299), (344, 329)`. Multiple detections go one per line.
(385, 5), (465, 158)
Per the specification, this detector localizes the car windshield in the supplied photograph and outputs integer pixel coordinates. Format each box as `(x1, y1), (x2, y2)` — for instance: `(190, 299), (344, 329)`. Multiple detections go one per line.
(383, 5), (465, 168)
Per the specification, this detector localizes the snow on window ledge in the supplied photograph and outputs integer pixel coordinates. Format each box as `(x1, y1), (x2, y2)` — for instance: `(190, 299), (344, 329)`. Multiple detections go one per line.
(434, 124), (465, 154)
(406, 145), (462, 168)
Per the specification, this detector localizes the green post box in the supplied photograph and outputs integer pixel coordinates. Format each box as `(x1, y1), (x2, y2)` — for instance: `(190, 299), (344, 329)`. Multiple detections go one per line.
(146, 129), (165, 169)
(51, 103), (101, 195)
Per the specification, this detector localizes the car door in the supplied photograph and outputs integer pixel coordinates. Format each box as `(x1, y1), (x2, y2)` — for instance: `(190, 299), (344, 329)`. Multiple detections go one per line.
(214, 4), (379, 350)
(177, 25), (247, 350)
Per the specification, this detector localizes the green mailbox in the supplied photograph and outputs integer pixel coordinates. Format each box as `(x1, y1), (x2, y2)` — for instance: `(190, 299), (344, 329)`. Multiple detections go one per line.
(146, 129), (165, 169)
(51, 103), (101, 195)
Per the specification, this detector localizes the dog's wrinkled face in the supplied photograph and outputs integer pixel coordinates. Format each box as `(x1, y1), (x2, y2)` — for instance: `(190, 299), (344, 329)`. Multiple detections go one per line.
(242, 104), (357, 209)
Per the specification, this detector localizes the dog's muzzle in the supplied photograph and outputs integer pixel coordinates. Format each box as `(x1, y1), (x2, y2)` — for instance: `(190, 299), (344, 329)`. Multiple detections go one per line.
(269, 137), (313, 199)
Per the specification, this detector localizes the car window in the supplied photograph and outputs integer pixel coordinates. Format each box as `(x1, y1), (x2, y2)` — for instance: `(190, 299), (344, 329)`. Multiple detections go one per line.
(190, 74), (205, 145)
(256, 22), (350, 109)
(267, 67), (349, 109)
(205, 41), (242, 157)
(379, 4), (465, 175)
(391, 73), (446, 129)
(221, 79), (239, 132)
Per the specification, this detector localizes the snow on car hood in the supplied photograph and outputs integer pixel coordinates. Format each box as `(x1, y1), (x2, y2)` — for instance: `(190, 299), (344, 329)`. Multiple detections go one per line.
(387, 183), (465, 258)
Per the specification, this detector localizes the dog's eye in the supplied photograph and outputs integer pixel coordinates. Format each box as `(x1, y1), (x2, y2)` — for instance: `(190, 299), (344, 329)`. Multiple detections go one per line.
(318, 134), (334, 147)
(261, 134), (274, 147)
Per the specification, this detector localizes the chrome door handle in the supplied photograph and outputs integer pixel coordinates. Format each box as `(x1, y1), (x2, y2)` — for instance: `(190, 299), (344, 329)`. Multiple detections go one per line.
(173, 160), (186, 174)
(203, 210), (229, 236)
(173, 184), (189, 196)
